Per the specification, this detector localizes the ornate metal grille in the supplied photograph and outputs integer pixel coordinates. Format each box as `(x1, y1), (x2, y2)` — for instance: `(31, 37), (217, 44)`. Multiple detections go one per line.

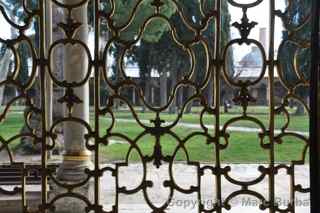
(0, 0), (313, 212)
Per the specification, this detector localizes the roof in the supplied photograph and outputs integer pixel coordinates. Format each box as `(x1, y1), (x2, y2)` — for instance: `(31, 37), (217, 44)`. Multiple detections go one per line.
(233, 46), (278, 79)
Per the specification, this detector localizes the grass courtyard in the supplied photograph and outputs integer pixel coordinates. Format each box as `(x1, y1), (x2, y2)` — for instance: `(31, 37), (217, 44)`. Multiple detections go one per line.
(0, 106), (309, 163)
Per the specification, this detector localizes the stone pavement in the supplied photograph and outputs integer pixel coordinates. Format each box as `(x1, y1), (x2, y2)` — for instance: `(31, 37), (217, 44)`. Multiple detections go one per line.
(0, 153), (310, 212)
(99, 163), (310, 213)
(0, 162), (310, 212)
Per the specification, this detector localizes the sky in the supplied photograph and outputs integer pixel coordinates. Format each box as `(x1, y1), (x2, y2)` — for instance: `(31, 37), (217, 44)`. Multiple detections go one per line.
(228, 0), (286, 61)
(0, 14), (11, 39)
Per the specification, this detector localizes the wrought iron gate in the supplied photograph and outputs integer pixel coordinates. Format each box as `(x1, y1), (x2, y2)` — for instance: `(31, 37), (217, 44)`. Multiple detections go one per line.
(0, 0), (315, 212)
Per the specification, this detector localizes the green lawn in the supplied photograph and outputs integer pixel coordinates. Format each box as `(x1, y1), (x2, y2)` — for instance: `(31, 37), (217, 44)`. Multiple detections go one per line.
(99, 122), (308, 163)
(107, 105), (308, 132)
(0, 106), (309, 163)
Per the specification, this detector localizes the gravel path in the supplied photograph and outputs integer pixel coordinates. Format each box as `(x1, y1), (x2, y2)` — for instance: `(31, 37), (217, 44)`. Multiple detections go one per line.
(111, 118), (309, 136)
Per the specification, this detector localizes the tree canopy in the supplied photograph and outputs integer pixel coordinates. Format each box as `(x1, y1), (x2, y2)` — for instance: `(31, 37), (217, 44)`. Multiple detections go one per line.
(277, 0), (311, 114)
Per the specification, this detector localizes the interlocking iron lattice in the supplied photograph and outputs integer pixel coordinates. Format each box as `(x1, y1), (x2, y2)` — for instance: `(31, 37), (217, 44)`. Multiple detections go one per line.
(0, 0), (316, 212)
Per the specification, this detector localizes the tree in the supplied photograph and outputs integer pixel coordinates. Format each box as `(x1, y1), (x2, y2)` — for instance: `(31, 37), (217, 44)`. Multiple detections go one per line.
(0, 2), (13, 105)
(0, 46), (11, 105)
(97, 0), (176, 109)
(131, 0), (231, 113)
(278, 0), (311, 115)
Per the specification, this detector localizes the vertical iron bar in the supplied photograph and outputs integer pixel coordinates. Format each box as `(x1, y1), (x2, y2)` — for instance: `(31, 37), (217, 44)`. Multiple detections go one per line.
(290, 165), (295, 212)
(45, 0), (53, 160)
(39, 0), (48, 211)
(197, 166), (201, 213)
(21, 163), (26, 212)
(214, 0), (222, 212)
(268, 0), (275, 212)
(94, 0), (101, 210)
(310, 0), (320, 212)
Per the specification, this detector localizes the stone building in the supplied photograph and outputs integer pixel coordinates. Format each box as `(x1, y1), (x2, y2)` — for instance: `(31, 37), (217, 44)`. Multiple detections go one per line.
(234, 28), (286, 106)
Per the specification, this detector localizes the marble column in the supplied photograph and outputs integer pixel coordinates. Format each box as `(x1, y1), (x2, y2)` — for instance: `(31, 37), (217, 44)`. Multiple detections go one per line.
(57, 1), (92, 181)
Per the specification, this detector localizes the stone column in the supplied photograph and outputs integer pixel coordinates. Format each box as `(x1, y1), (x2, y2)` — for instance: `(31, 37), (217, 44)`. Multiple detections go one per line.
(57, 1), (92, 181)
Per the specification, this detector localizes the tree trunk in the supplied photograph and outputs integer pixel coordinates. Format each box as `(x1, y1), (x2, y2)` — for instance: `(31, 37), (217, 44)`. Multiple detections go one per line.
(185, 88), (193, 113)
(0, 50), (11, 105)
(294, 95), (308, 115)
(177, 71), (183, 110)
(207, 80), (213, 107)
(141, 71), (151, 113)
(146, 80), (151, 104)
(177, 88), (183, 111)
(295, 104), (305, 115)
(295, 101), (306, 115)
(169, 71), (177, 114)
(113, 44), (123, 110)
(113, 79), (120, 110)
(159, 72), (168, 108)
(185, 74), (196, 114)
